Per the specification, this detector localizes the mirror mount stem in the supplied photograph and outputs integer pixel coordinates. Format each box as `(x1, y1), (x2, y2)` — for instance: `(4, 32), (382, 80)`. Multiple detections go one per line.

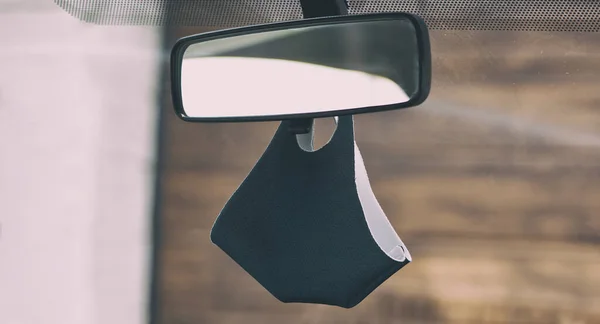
(299, 0), (348, 18)
(287, 0), (349, 135)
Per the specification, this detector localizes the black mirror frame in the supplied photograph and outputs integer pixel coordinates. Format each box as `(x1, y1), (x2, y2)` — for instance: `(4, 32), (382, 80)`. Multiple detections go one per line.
(170, 12), (431, 123)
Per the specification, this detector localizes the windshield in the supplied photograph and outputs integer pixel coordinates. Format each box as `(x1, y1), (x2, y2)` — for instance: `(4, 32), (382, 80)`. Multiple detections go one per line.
(159, 28), (600, 324)
(2, 2), (600, 324)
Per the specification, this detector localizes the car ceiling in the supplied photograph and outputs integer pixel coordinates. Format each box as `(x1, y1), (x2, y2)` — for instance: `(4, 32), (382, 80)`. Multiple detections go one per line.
(56, 0), (600, 32)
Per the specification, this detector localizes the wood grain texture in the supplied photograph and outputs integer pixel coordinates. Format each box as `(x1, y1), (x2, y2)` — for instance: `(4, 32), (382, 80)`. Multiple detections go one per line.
(155, 28), (600, 323)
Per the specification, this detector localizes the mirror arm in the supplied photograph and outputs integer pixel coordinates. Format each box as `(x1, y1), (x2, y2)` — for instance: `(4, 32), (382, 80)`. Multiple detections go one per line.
(288, 118), (314, 134)
(287, 0), (348, 134)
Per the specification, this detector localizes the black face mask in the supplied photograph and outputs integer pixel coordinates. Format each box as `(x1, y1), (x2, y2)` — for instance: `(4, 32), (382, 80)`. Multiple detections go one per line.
(210, 115), (411, 308)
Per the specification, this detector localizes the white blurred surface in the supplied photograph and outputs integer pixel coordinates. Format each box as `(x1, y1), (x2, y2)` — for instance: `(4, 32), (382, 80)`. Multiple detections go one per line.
(182, 57), (409, 118)
(0, 3), (161, 324)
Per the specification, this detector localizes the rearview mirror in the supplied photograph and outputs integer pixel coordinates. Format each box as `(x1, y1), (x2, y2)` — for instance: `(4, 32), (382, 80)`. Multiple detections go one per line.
(171, 13), (431, 122)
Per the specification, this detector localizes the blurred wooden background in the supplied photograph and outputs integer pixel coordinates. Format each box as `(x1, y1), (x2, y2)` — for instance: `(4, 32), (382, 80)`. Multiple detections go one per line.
(154, 28), (600, 324)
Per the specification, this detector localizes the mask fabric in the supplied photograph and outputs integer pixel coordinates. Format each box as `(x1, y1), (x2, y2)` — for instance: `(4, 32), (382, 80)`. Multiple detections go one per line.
(210, 115), (411, 308)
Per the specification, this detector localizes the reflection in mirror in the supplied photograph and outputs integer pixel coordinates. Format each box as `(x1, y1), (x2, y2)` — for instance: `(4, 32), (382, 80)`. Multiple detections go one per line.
(179, 17), (423, 119)
(182, 57), (409, 117)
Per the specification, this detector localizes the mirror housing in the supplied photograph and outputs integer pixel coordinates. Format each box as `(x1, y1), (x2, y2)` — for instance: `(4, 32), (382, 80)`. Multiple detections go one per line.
(171, 12), (431, 122)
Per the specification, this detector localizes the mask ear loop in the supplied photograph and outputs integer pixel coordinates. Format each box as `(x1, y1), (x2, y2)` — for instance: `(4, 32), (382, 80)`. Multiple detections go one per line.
(296, 116), (339, 152)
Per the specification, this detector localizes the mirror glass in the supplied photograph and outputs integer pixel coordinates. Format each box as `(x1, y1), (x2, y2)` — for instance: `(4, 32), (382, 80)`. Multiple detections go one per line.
(179, 17), (424, 119)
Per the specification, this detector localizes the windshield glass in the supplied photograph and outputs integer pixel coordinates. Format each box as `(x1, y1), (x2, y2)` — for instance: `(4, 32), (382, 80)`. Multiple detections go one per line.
(159, 28), (600, 323)
(3, 3), (600, 324)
